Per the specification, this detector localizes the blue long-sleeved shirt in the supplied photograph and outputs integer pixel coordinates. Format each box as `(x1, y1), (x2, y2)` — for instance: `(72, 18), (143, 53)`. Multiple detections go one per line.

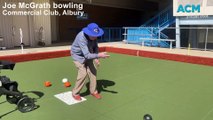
(71, 31), (99, 63)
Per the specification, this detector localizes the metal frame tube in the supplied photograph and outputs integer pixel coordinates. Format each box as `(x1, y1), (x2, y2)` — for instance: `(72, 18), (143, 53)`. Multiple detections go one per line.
(204, 28), (209, 51)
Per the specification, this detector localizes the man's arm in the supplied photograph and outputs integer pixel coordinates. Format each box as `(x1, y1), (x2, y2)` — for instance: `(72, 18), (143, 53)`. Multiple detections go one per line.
(78, 39), (98, 59)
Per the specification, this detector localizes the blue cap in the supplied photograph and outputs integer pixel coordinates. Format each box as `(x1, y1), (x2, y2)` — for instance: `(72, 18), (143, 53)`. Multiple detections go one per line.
(82, 23), (104, 37)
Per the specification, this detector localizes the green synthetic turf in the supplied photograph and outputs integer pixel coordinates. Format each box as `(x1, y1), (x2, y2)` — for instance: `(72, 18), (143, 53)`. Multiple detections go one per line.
(1, 53), (213, 120)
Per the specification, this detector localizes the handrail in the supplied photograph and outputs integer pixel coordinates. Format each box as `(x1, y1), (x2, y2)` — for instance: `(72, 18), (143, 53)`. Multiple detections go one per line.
(139, 38), (175, 49)
(123, 5), (175, 48)
(69, 27), (123, 42)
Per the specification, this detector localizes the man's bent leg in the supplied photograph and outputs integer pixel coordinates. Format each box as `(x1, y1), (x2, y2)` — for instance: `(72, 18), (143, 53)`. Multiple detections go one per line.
(86, 60), (101, 100)
(72, 61), (87, 96)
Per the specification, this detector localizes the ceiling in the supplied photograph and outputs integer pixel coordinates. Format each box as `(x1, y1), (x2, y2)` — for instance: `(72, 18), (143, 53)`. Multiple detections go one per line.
(56, 0), (170, 11)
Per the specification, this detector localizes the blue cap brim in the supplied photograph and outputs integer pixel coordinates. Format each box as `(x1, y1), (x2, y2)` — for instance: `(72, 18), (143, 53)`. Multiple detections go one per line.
(83, 27), (104, 37)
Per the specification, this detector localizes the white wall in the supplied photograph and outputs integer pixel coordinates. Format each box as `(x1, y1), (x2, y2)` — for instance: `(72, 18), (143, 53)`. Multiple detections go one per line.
(50, 0), (59, 42)
(0, 0), (14, 48)
(0, 0), (52, 48)
(32, 0), (52, 46)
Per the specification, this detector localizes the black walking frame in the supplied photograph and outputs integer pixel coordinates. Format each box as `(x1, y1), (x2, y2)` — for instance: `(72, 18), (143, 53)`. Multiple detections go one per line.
(0, 60), (37, 113)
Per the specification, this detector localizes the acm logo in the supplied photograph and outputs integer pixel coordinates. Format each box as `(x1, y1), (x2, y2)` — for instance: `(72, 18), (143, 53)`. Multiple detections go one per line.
(177, 4), (201, 13)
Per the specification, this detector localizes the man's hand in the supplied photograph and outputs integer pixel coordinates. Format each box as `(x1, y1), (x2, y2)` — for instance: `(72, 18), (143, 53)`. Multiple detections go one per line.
(98, 52), (110, 58)
(94, 59), (100, 66)
(94, 59), (100, 68)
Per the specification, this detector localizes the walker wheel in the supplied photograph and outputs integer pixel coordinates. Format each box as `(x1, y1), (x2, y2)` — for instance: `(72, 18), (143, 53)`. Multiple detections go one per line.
(6, 95), (18, 104)
(38, 41), (45, 46)
(17, 96), (35, 113)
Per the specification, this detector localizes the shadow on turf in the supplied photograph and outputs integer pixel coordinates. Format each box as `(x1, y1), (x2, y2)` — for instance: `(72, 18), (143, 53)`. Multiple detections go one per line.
(0, 91), (44, 119)
(80, 79), (118, 97)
